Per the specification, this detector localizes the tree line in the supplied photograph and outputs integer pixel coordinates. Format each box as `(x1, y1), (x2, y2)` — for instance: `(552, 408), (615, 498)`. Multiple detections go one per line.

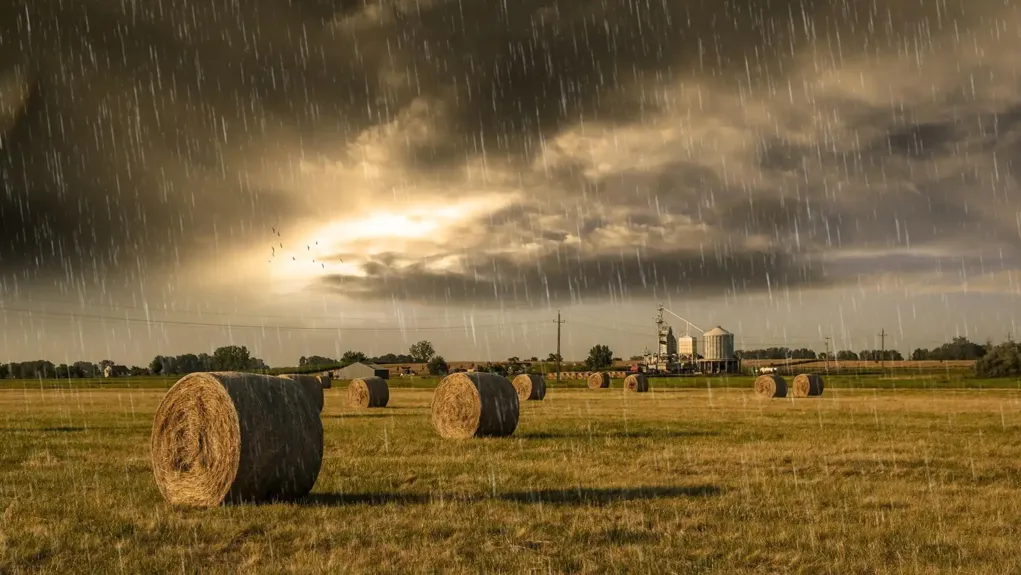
(3, 336), (1010, 379)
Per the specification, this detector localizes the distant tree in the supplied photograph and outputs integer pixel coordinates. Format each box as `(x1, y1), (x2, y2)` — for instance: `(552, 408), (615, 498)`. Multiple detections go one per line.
(859, 349), (903, 361)
(0, 363), (7, 379)
(197, 353), (213, 371)
(836, 350), (859, 361)
(629, 355), (644, 361)
(212, 345), (252, 371)
(370, 353), (415, 364)
(410, 341), (436, 362)
(341, 351), (367, 365)
(176, 354), (201, 374)
(528, 356), (539, 362)
(585, 344), (614, 370)
(99, 359), (115, 369)
(55, 364), (70, 378)
(927, 337), (987, 361)
(975, 342), (1021, 377)
(427, 355), (449, 376)
(298, 356), (308, 367)
(67, 361), (90, 378)
(911, 348), (930, 361)
(546, 352), (562, 363)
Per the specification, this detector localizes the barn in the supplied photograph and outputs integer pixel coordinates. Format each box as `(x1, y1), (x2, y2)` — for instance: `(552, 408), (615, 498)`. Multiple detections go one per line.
(330, 362), (390, 380)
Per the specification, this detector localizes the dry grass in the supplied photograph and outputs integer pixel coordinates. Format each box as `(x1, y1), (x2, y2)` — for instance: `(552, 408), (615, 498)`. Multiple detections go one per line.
(3, 385), (1021, 572)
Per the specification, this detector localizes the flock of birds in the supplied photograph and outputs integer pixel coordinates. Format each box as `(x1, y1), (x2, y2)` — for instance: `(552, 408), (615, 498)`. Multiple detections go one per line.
(267, 226), (342, 269)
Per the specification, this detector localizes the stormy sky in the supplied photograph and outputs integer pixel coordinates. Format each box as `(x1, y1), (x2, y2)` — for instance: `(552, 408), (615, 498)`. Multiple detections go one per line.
(1, 0), (1020, 365)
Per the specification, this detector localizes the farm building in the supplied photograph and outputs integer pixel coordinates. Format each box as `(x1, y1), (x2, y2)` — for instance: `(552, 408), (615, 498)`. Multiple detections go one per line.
(329, 362), (390, 380)
(103, 365), (129, 378)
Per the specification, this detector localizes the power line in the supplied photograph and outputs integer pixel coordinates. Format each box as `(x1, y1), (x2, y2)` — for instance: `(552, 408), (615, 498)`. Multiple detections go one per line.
(554, 311), (566, 384)
(879, 329), (887, 368)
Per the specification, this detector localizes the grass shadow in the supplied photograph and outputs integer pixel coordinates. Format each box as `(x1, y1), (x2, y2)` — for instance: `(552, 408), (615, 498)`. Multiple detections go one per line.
(518, 429), (717, 440)
(301, 484), (720, 507)
(1, 426), (88, 433)
(324, 411), (417, 419)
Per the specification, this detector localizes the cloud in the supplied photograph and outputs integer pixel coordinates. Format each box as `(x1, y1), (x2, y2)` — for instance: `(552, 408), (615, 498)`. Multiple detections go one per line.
(3, 0), (1021, 310)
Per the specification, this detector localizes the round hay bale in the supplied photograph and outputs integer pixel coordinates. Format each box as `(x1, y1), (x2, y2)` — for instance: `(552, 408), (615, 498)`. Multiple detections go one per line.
(317, 375), (332, 389)
(430, 372), (519, 439)
(754, 374), (788, 399)
(279, 374), (325, 413)
(624, 373), (649, 392)
(511, 374), (546, 401)
(587, 372), (611, 389)
(347, 376), (390, 408)
(792, 373), (824, 397)
(150, 371), (324, 507)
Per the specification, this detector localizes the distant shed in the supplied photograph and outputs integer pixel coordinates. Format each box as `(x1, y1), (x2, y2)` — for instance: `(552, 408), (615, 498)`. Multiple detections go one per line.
(330, 362), (390, 380)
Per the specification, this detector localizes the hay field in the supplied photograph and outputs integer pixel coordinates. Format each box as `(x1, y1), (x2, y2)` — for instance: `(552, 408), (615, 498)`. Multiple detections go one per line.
(3, 384), (1021, 573)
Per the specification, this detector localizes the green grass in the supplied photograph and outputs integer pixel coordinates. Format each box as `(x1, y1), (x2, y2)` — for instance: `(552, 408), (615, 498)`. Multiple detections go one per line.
(3, 384), (1021, 572)
(2, 370), (1017, 391)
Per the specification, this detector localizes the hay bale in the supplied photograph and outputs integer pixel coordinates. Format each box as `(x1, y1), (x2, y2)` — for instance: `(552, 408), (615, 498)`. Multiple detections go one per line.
(587, 372), (611, 389)
(150, 371), (324, 507)
(279, 374), (325, 413)
(347, 376), (390, 408)
(317, 375), (332, 389)
(754, 374), (787, 399)
(624, 373), (649, 392)
(431, 372), (519, 439)
(792, 373), (824, 397)
(511, 373), (546, 401)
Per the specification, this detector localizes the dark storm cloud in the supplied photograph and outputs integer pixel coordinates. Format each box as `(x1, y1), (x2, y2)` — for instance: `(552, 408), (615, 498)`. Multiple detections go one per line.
(324, 245), (830, 306)
(1, 0), (1018, 306)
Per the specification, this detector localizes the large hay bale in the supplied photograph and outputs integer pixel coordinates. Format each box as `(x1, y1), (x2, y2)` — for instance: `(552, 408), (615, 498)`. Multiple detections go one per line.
(347, 376), (390, 408)
(754, 374), (788, 399)
(511, 373), (546, 401)
(624, 373), (649, 392)
(317, 375), (332, 389)
(431, 372), (519, 439)
(279, 374), (325, 413)
(587, 372), (611, 389)
(792, 373), (824, 397)
(150, 372), (324, 508)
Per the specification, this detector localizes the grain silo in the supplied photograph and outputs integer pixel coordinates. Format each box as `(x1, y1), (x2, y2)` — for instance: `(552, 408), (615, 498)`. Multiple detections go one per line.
(677, 335), (697, 361)
(699, 326), (739, 374)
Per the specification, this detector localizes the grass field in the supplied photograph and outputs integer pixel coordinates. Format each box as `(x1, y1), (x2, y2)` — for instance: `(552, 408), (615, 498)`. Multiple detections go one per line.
(1, 370), (1018, 391)
(3, 381), (1021, 573)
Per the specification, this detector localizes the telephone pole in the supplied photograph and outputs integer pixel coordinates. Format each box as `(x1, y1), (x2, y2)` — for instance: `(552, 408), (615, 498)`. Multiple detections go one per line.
(554, 311), (566, 384)
(878, 329), (887, 368)
(824, 337), (832, 361)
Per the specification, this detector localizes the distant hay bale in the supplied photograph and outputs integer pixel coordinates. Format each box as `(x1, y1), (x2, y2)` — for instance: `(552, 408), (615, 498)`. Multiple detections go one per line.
(754, 374), (787, 399)
(316, 375), (332, 389)
(150, 371), (324, 508)
(279, 374), (325, 413)
(587, 372), (611, 389)
(511, 373), (546, 401)
(792, 373), (824, 397)
(347, 376), (389, 408)
(624, 373), (649, 392)
(431, 372), (519, 439)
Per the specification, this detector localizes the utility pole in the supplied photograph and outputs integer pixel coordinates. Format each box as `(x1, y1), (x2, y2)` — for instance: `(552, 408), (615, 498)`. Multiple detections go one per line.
(554, 311), (566, 384)
(824, 337), (832, 361)
(878, 329), (887, 369)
